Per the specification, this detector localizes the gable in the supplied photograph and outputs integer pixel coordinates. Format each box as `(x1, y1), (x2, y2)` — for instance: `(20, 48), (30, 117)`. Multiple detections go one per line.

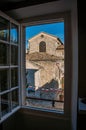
(29, 32), (60, 42)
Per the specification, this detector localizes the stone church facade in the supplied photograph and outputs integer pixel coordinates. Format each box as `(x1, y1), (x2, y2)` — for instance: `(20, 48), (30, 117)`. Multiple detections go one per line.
(26, 32), (64, 100)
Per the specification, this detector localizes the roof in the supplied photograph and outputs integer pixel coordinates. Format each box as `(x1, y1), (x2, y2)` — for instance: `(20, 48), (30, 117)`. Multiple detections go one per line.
(56, 44), (64, 50)
(26, 52), (64, 61)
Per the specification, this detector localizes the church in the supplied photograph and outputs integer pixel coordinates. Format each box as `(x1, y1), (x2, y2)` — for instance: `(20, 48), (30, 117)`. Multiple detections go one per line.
(26, 32), (64, 100)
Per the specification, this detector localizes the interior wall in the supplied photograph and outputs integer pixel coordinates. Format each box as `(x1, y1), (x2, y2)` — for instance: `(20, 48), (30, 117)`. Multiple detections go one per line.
(2, 109), (71, 130)
(77, 1), (86, 130)
(1, 112), (17, 130)
(78, 3), (86, 98)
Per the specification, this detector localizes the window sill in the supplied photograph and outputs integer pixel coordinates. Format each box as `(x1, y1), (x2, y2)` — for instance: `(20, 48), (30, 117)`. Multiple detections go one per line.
(21, 106), (65, 120)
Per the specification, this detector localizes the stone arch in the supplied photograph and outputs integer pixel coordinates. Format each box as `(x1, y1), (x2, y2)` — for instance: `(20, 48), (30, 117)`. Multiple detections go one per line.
(39, 41), (46, 52)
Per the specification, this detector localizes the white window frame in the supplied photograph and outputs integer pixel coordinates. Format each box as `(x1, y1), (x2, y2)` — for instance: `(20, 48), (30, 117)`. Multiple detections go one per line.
(0, 11), (21, 123)
(20, 12), (72, 118)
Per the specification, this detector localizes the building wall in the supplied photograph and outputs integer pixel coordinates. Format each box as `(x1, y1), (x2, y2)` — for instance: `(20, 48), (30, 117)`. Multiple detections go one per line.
(29, 33), (61, 56)
(56, 49), (64, 57)
(27, 33), (64, 91)
(34, 61), (57, 88)
(26, 33), (64, 100)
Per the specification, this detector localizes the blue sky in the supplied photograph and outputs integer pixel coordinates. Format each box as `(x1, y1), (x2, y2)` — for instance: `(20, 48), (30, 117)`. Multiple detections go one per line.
(25, 22), (64, 49)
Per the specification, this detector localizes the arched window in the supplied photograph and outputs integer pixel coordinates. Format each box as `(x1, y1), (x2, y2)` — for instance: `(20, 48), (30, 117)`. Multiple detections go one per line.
(39, 41), (46, 52)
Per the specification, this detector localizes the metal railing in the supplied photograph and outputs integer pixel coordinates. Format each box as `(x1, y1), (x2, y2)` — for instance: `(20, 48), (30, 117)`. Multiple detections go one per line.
(26, 96), (64, 107)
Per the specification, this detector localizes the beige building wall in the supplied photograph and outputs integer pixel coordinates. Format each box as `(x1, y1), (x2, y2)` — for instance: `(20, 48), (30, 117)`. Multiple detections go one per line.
(56, 50), (64, 57)
(26, 32), (64, 93)
(29, 32), (61, 56)
(35, 70), (40, 90)
(33, 61), (58, 88)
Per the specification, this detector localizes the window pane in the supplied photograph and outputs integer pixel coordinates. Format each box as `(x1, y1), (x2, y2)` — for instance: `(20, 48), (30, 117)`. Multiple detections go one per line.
(0, 69), (9, 92)
(11, 68), (18, 88)
(12, 89), (19, 109)
(11, 45), (18, 65)
(0, 14), (20, 122)
(11, 23), (18, 44)
(0, 16), (9, 41)
(1, 93), (10, 117)
(0, 43), (9, 66)
(25, 22), (64, 111)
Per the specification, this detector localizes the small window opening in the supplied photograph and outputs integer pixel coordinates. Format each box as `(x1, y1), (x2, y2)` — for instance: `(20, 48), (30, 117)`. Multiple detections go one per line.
(39, 41), (46, 52)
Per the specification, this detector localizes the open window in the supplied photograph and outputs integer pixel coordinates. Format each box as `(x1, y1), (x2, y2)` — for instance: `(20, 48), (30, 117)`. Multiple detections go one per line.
(0, 9), (77, 130)
(21, 12), (72, 117)
(0, 10), (72, 124)
(25, 21), (64, 112)
(0, 11), (21, 123)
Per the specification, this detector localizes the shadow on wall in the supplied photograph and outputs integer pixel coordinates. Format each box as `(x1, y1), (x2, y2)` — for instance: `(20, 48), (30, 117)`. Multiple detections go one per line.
(37, 79), (59, 99)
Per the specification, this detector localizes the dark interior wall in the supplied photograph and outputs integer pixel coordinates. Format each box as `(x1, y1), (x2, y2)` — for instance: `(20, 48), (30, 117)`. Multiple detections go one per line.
(0, 123), (2, 130)
(78, 2), (86, 98)
(77, 1), (86, 130)
(0, 112), (17, 130)
(1, 109), (71, 130)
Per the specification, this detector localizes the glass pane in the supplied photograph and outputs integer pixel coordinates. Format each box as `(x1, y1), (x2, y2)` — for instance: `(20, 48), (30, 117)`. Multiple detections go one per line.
(11, 23), (18, 44)
(0, 42), (9, 66)
(0, 69), (9, 92)
(25, 22), (64, 111)
(0, 16), (9, 41)
(1, 93), (10, 117)
(11, 45), (18, 65)
(11, 68), (18, 88)
(12, 89), (19, 109)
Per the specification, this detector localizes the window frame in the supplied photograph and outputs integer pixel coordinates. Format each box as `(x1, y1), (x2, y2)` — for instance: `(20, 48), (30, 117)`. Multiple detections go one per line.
(0, 11), (21, 123)
(20, 11), (72, 118)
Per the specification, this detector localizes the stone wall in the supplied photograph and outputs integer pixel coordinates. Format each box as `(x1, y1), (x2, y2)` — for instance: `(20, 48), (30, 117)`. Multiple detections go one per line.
(29, 32), (61, 56)
(34, 61), (58, 88)
(26, 32), (64, 100)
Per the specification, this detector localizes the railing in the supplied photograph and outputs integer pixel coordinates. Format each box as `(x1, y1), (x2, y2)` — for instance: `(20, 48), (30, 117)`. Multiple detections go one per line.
(26, 96), (64, 107)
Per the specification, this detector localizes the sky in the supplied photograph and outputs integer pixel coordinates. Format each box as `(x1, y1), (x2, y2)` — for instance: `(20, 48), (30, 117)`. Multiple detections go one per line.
(25, 22), (64, 49)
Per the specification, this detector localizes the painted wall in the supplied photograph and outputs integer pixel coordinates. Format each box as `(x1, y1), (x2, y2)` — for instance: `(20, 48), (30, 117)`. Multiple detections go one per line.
(2, 109), (71, 130)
